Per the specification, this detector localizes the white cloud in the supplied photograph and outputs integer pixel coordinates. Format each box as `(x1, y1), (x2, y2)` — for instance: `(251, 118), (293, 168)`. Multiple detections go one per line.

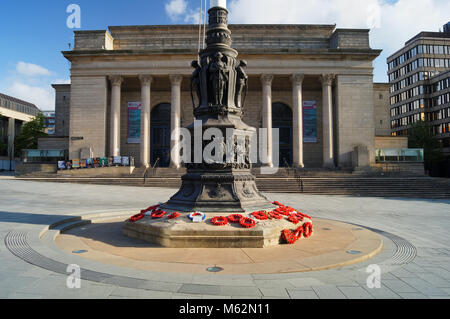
(171, 0), (447, 82)
(16, 61), (52, 77)
(5, 81), (55, 111)
(165, 0), (188, 20)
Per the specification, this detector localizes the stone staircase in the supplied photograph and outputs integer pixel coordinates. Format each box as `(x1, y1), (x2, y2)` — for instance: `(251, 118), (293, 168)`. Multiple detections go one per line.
(13, 167), (450, 199)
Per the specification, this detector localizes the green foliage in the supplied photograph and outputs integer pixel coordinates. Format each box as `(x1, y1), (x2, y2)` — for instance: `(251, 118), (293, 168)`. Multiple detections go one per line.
(14, 112), (48, 157)
(408, 120), (443, 164)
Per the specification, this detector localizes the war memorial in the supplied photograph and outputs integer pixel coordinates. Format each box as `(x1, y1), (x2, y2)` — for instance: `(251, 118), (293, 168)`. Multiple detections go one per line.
(1, 0), (450, 303)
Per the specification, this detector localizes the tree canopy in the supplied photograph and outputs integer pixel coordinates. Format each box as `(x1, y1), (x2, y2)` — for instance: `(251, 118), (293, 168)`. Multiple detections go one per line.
(14, 113), (48, 157)
(408, 120), (443, 164)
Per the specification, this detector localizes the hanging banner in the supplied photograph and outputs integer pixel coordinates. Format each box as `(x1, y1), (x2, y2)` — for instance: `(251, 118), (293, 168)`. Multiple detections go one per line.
(127, 102), (141, 144)
(303, 101), (317, 143)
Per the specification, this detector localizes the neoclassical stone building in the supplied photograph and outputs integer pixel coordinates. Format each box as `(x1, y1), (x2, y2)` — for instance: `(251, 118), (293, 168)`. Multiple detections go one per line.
(62, 24), (382, 169)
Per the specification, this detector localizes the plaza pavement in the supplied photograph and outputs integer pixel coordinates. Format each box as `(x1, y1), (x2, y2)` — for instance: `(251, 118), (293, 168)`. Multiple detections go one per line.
(0, 176), (449, 299)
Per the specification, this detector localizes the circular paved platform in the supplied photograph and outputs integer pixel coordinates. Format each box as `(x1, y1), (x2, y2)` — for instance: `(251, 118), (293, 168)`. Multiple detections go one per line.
(55, 217), (383, 275)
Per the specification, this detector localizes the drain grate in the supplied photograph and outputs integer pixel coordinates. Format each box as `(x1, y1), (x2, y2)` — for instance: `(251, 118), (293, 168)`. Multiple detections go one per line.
(347, 250), (362, 255)
(355, 226), (417, 265)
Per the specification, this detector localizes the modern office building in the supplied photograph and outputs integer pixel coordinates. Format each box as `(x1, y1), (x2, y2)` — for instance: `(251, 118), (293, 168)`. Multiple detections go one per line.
(387, 23), (450, 155)
(0, 93), (39, 169)
(42, 111), (56, 135)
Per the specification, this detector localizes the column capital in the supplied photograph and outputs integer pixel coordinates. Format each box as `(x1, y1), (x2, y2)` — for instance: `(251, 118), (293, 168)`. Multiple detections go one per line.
(260, 74), (274, 86)
(169, 75), (183, 85)
(109, 75), (123, 87)
(290, 74), (305, 85)
(139, 75), (153, 86)
(321, 74), (335, 86)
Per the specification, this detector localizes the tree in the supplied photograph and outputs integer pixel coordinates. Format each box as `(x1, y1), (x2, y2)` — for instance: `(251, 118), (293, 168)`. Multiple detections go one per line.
(14, 112), (48, 157)
(408, 120), (443, 166)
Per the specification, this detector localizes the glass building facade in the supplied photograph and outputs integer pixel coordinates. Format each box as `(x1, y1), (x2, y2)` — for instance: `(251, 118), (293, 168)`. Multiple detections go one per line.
(387, 27), (450, 154)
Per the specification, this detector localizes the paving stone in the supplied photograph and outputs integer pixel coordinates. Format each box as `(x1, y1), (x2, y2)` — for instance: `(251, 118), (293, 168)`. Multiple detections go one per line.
(362, 285), (401, 299)
(220, 286), (262, 297)
(399, 277), (448, 296)
(414, 273), (450, 288)
(288, 277), (324, 288)
(398, 292), (429, 299)
(311, 285), (347, 299)
(382, 279), (419, 293)
(337, 286), (374, 299)
(110, 287), (173, 299)
(286, 289), (319, 299)
(259, 287), (290, 298)
(178, 284), (221, 295)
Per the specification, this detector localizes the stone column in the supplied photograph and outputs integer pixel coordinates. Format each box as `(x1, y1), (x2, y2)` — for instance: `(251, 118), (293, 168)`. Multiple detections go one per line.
(170, 75), (183, 169)
(139, 75), (153, 168)
(261, 74), (274, 167)
(291, 74), (305, 168)
(321, 74), (335, 168)
(109, 75), (123, 157)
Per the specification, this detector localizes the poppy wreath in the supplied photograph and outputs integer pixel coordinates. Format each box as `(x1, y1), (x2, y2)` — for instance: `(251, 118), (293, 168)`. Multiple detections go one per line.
(211, 216), (229, 226)
(251, 211), (268, 220)
(228, 214), (243, 223)
(274, 207), (290, 216)
(268, 211), (283, 220)
(240, 217), (256, 229)
(167, 212), (181, 220)
(287, 215), (300, 224)
(129, 213), (145, 223)
(272, 201), (282, 206)
(282, 229), (297, 244)
(151, 209), (167, 219)
(294, 225), (304, 238)
(303, 222), (313, 238)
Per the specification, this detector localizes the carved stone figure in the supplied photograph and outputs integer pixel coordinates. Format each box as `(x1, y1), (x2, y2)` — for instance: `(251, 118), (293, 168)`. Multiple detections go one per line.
(190, 60), (202, 108)
(235, 60), (248, 108)
(208, 52), (228, 105)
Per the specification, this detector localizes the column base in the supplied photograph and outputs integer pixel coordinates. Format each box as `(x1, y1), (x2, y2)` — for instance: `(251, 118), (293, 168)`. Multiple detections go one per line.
(323, 160), (336, 169)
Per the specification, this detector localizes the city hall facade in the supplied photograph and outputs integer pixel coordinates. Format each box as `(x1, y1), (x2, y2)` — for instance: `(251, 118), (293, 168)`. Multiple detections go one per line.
(62, 24), (382, 169)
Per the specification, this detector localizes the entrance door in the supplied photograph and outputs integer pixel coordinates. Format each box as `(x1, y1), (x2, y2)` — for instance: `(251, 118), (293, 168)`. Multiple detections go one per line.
(272, 103), (293, 167)
(151, 103), (171, 168)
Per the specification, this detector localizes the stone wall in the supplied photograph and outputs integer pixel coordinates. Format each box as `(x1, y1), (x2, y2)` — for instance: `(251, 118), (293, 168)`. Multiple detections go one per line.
(335, 75), (375, 167)
(53, 84), (71, 137)
(69, 76), (108, 160)
(373, 83), (391, 136)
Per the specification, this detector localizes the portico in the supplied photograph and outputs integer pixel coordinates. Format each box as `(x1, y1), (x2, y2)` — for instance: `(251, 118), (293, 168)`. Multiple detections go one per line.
(64, 24), (381, 170)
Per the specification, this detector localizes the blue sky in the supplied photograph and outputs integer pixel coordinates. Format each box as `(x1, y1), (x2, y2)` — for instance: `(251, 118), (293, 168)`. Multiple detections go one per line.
(0, 0), (448, 110)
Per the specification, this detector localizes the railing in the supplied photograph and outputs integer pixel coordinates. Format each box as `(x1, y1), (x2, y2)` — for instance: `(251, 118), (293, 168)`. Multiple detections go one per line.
(283, 158), (304, 192)
(375, 148), (424, 163)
